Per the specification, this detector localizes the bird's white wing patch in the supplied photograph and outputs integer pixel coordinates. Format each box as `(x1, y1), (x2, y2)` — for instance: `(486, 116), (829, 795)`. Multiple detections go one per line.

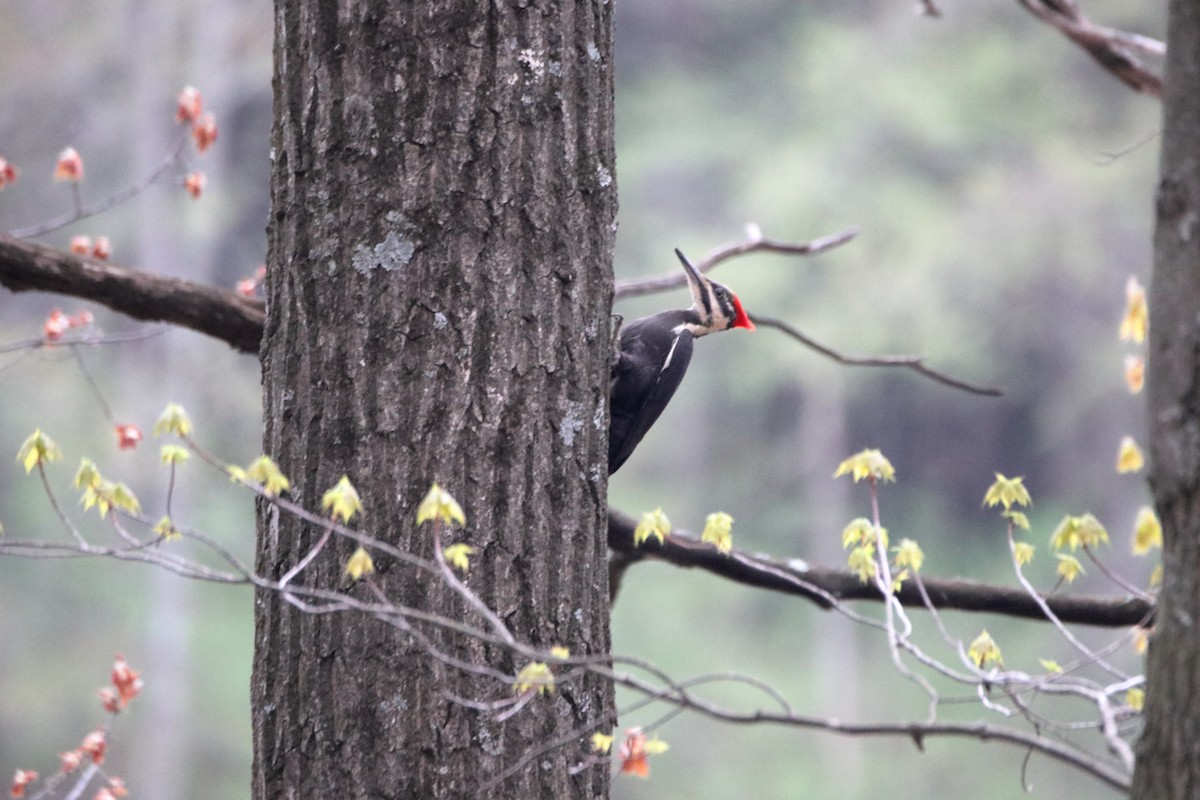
(660, 333), (681, 373)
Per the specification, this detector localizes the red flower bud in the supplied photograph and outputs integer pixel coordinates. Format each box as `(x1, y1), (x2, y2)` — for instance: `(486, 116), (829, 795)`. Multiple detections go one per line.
(176, 85), (203, 124)
(54, 147), (83, 182)
(184, 171), (206, 199)
(0, 157), (17, 189)
(192, 114), (218, 153)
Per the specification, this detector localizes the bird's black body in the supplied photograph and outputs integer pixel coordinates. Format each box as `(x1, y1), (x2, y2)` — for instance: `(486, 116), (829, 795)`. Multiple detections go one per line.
(608, 250), (754, 474)
(608, 310), (696, 473)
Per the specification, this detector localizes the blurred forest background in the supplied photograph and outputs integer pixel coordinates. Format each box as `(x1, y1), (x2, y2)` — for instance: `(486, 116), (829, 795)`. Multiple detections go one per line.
(0, 1), (1164, 798)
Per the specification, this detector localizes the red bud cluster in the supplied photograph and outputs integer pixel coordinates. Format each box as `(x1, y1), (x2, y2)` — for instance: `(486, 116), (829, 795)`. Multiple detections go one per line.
(236, 264), (268, 297)
(0, 157), (17, 189)
(68, 235), (112, 260)
(43, 309), (94, 341)
(114, 424), (143, 451)
(54, 147), (83, 182)
(184, 171), (206, 199)
(109, 654), (143, 707)
(9, 769), (38, 797)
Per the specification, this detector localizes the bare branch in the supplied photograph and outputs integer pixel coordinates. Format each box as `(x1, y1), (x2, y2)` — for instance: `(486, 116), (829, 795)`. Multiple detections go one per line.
(600, 666), (1131, 793)
(915, 0), (942, 17)
(613, 227), (1000, 397)
(607, 510), (1155, 628)
(0, 236), (263, 353)
(754, 314), (1004, 396)
(1015, 0), (1163, 97)
(614, 225), (858, 299)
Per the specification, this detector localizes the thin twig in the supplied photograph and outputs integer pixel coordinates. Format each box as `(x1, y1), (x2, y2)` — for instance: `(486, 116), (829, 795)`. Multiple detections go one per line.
(60, 762), (101, 800)
(1083, 544), (1154, 602)
(915, 0), (942, 17)
(1096, 129), (1161, 165)
(1014, 0), (1163, 97)
(865, 477), (940, 716)
(8, 130), (190, 239)
(1007, 527), (1129, 681)
(279, 524), (334, 588)
(613, 226), (858, 299)
(69, 345), (116, 423)
(754, 314), (1004, 396)
(0, 327), (169, 356)
(432, 516), (517, 647)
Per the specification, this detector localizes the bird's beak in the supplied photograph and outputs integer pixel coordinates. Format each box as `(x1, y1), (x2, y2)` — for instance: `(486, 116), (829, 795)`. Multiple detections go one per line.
(674, 248), (706, 299)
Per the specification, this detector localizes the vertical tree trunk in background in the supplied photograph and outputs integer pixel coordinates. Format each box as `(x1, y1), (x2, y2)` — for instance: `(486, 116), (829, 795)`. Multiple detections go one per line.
(253, 1), (616, 797)
(1134, 1), (1200, 797)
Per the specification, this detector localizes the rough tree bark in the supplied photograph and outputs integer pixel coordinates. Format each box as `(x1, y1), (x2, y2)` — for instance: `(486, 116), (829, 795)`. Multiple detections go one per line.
(1133, 1), (1200, 798)
(252, 1), (616, 797)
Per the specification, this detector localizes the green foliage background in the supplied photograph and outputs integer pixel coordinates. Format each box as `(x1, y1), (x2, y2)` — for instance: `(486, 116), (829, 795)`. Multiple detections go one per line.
(0, 1), (1163, 797)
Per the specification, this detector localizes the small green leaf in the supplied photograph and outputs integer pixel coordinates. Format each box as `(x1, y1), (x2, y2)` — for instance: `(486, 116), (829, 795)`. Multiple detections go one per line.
(968, 630), (1003, 669)
(74, 457), (102, 490)
(416, 482), (466, 527)
(1132, 507), (1162, 555)
(643, 738), (669, 756)
(513, 661), (555, 695)
(245, 455), (291, 497)
(443, 542), (477, 573)
(591, 732), (614, 754)
(322, 476), (362, 523)
(160, 445), (190, 466)
(1056, 553), (1086, 583)
(1039, 658), (1062, 674)
(701, 511), (733, 554)
(893, 538), (924, 572)
(633, 508), (670, 547)
(153, 403), (192, 438)
(834, 448), (895, 483)
(154, 515), (181, 540)
(1116, 436), (1145, 474)
(983, 473), (1032, 510)
(17, 429), (62, 474)
(107, 482), (141, 515)
(1003, 510), (1031, 530)
(1051, 513), (1108, 552)
(847, 545), (877, 584)
(1013, 541), (1036, 566)
(842, 518), (884, 550)
(344, 546), (375, 580)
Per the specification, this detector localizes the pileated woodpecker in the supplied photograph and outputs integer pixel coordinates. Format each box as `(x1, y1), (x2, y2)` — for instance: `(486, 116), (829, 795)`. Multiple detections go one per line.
(608, 249), (755, 474)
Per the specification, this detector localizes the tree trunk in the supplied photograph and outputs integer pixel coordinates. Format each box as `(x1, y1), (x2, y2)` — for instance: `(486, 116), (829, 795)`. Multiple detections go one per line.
(1133, 1), (1200, 797)
(253, 1), (616, 797)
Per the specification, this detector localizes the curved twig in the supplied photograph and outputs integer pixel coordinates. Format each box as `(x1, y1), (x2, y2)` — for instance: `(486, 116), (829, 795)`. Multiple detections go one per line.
(614, 226), (858, 299)
(754, 314), (1004, 397)
(7, 130), (191, 240)
(613, 227), (1001, 397)
(1015, 0), (1163, 97)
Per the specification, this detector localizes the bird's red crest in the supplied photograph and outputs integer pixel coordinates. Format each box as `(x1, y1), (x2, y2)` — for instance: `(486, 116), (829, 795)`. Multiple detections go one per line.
(730, 295), (755, 331)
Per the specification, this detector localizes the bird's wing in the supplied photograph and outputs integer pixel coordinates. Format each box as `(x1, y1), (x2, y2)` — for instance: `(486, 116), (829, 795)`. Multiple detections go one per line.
(608, 329), (694, 473)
